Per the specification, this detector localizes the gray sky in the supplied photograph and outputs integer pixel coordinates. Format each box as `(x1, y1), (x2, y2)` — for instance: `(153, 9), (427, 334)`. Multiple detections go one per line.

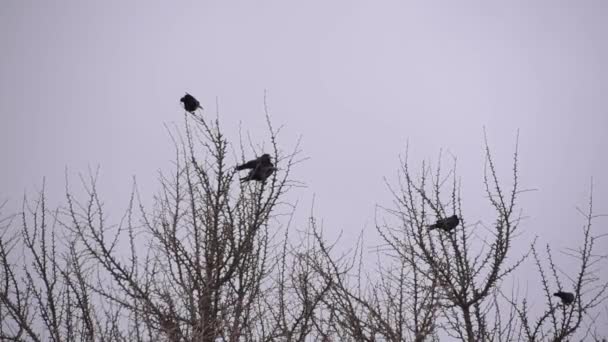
(1, 0), (607, 324)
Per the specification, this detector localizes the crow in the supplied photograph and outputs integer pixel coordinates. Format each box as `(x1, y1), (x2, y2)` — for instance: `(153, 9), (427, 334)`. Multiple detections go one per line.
(241, 165), (276, 182)
(236, 154), (271, 171)
(428, 215), (460, 232)
(180, 93), (203, 113)
(553, 291), (574, 305)
(237, 154), (276, 183)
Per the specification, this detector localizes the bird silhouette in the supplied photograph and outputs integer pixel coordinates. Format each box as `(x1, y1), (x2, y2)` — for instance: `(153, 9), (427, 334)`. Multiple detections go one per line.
(428, 215), (460, 232)
(236, 154), (271, 170)
(237, 154), (276, 183)
(180, 93), (203, 113)
(553, 291), (574, 305)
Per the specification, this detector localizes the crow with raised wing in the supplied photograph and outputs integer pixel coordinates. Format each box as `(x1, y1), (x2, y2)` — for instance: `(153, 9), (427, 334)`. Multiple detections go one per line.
(241, 165), (276, 182)
(180, 93), (203, 113)
(553, 291), (574, 305)
(237, 154), (276, 183)
(236, 154), (271, 171)
(428, 215), (460, 232)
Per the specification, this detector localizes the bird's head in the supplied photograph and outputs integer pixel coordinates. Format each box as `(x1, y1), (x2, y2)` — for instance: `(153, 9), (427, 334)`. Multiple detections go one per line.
(260, 154), (271, 163)
(180, 93), (191, 102)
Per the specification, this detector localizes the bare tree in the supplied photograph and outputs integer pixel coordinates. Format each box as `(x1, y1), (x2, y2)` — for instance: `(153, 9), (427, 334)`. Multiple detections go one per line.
(0, 102), (302, 341)
(302, 137), (525, 341)
(60, 109), (301, 341)
(511, 182), (608, 342)
(302, 135), (606, 341)
(1, 107), (606, 342)
(0, 183), (123, 342)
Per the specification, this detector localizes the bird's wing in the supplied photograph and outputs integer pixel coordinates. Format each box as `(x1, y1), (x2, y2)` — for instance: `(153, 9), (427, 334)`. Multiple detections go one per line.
(236, 160), (258, 170)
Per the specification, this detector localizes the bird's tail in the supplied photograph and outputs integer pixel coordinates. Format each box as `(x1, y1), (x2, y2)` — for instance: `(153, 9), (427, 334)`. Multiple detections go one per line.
(427, 224), (437, 230)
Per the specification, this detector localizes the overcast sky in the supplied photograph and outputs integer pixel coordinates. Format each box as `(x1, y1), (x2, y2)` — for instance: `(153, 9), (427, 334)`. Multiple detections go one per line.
(1, 0), (607, 326)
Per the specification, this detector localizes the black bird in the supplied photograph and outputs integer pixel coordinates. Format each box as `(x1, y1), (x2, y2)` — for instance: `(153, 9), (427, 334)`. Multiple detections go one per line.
(553, 291), (575, 305)
(428, 215), (460, 232)
(236, 154), (271, 171)
(242, 165), (276, 183)
(237, 154), (276, 183)
(180, 93), (203, 113)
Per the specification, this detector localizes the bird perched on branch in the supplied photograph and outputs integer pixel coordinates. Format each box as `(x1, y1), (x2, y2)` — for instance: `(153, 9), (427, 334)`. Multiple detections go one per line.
(553, 291), (574, 305)
(237, 154), (276, 183)
(180, 93), (203, 113)
(428, 215), (460, 232)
